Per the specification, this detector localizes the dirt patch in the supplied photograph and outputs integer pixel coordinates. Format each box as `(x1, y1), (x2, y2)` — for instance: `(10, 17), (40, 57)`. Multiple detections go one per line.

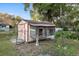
(15, 39), (55, 56)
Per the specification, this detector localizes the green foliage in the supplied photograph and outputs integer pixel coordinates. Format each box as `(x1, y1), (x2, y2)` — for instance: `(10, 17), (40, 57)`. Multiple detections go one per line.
(54, 43), (76, 56)
(24, 3), (30, 11)
(76, 24), (79, 32)
(63, 27), (68, 31)
(15, 16), (21, 22)
(24, 3), (73, 22)
(24, 4), (79, 28)
(54, 34), (77, 55)
(55, 31), (78, 40)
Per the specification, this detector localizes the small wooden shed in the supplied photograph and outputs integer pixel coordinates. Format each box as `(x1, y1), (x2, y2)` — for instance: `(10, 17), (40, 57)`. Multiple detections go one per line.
(18, 20), (55, 44)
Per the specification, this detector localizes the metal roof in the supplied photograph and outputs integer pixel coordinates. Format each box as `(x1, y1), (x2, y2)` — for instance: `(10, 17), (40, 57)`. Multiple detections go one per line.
(23, 19), (55, 27)
(30, 23), (55, 27)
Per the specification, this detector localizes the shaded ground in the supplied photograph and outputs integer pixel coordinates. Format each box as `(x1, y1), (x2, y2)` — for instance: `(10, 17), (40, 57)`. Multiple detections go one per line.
(15, 39), (55, 56)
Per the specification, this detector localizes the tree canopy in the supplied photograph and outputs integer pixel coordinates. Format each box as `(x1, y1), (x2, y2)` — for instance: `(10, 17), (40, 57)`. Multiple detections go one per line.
(24, 4), (73, 21)
(24, 3), (79, 28)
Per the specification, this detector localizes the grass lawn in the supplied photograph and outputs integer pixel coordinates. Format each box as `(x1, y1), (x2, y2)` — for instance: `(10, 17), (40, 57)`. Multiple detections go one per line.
(0, 31), (18, 56)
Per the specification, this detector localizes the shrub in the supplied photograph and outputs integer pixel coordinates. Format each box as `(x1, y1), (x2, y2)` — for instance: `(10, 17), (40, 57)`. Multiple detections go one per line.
(76, 25), (79, 32)
(63, 27), (68, 31)
(53, 44), (76, 56)
(54, 31), (78, 55)
(55, 31), (78, 40)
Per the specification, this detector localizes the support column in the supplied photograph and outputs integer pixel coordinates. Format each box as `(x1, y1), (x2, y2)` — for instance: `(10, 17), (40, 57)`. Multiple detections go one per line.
(42, 28), (45, 37)
(47, 28), (49, 36)
(36, 28), (39, 46)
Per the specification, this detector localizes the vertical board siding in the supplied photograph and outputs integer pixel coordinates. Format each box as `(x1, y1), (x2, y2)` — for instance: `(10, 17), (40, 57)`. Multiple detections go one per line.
(18, 21), (28, 42)
(18, 20), (55, 42)
(29, 26), (36, 41)
(18, 24), (25, 41)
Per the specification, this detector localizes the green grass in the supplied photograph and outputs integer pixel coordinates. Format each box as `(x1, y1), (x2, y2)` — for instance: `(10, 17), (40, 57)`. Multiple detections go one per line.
(0, 31), (18, 56)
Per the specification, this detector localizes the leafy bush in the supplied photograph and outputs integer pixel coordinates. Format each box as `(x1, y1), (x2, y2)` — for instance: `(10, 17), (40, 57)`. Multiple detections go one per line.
(54, 31), (78, 55)
(76, 25), (79, 32)
(63, 27), (68, 31)
(53, 44), (76, 56)
(55, 31), (78, 40)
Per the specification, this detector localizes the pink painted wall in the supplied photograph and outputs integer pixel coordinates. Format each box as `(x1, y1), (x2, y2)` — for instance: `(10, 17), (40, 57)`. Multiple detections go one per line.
(18, 20), (28, 42)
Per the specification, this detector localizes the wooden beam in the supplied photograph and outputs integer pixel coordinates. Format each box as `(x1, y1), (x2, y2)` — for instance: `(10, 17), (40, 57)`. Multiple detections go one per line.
(43, 28), (45, 37)
(46, 28), (49, 36)
(36, 28), (39, 46)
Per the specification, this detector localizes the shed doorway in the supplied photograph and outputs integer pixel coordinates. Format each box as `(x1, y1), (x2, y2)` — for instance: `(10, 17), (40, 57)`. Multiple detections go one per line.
(39, 29), (43, 38)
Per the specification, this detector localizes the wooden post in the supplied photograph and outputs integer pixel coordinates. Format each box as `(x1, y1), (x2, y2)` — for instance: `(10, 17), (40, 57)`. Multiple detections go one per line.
(36, 28), (39, 46)
(24, 24), (26, 44)
(16, 23), (17, 44)
(16, 22), (18, 45)
(46, 28), (49, 36)
(43, 28), (45, 37)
